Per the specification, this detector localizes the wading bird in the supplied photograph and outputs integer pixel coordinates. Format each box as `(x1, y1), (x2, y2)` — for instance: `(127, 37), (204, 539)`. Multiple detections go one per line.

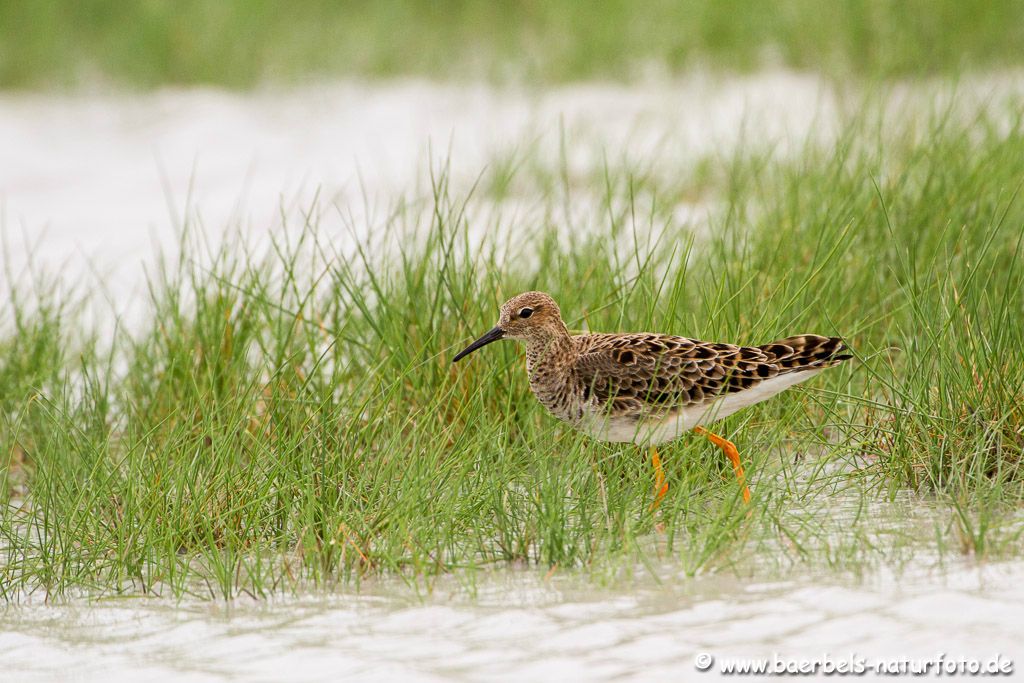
(453, 292), (850, 507)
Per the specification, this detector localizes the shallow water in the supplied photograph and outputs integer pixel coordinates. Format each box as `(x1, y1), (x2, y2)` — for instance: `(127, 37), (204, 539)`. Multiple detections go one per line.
(2, 559), (1022, 682)
(0, 73), (829, 293)
(3, 71), (1023, 329)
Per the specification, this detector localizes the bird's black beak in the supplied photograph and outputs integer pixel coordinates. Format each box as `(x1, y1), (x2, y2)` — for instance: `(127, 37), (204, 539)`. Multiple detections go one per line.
(452, 325), (505, 363)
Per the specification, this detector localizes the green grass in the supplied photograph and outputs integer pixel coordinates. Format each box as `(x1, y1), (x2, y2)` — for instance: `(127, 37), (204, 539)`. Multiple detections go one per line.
(2, 0), (1024, 88)
(1, 98), (1024, 601)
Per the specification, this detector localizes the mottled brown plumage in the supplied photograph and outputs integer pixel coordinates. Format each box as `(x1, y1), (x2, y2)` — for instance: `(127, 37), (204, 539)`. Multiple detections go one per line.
(573, 331), (849, 417)
(453, 291), (852, 502)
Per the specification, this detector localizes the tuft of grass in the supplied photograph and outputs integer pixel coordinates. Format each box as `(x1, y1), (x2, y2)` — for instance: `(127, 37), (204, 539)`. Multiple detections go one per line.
(2, 0), (1024, 89)
(2, 98), (1024, 601)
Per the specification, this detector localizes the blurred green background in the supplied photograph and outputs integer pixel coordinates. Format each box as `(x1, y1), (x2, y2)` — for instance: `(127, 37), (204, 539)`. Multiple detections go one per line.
(2, 0), (1023, 88)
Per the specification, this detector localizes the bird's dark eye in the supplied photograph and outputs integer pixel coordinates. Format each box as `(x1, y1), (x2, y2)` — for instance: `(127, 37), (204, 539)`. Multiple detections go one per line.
(519, 307), (534, 319)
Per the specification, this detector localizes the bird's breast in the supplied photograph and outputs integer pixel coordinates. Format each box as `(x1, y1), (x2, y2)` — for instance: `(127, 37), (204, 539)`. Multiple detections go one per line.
(528, 373), (585, 424)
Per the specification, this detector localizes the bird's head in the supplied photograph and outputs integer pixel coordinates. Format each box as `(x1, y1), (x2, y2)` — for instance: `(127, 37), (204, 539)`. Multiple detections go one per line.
(452, 291), (567, 362)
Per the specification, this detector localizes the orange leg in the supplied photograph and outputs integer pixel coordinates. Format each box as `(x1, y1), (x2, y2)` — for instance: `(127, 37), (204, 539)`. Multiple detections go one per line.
(693, 426), (751, 503)
(649, 446), (669, 511)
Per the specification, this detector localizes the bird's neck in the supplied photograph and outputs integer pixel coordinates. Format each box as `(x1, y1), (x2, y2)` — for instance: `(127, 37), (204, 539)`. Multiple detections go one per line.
(524, 328), (574, 378)
(524, 328), (579, 423)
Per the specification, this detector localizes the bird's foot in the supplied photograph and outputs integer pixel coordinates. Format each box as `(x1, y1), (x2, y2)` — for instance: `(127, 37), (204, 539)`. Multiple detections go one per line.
(693, 426), (751, 503)
(649, 446), (669, 511)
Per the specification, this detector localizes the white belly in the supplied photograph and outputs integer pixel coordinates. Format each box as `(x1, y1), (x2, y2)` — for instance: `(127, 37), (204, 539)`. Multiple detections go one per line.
(579, 370), (821, 445)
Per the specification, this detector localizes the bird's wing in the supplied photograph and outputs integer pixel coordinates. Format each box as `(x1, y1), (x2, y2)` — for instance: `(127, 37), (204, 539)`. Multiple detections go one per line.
(572, 333), (848, 417)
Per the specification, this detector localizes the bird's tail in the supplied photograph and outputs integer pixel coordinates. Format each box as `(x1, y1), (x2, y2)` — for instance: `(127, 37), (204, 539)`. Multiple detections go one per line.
(758, 335), (852, 372)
